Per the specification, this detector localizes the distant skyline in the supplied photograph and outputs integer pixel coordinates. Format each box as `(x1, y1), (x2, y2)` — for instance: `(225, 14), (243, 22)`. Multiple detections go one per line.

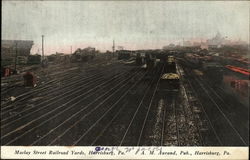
(2, 1), (249, 55)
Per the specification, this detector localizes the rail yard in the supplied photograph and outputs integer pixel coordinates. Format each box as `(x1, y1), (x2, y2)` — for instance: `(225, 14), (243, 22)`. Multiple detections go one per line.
(1, 47), (249, 146)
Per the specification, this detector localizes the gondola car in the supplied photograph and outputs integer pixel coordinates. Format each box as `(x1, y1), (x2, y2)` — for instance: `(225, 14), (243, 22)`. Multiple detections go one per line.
(164, 56), (177, 73)
(159, 73), (180, 92)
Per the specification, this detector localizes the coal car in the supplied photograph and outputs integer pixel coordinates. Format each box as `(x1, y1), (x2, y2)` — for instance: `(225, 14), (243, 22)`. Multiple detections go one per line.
(159, 73), (180, 92)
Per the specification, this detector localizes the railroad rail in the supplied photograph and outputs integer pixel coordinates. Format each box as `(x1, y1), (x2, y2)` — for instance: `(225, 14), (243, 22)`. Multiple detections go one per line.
(182, 66), (247, 146)
(1, 63), (127, 117)
(1, 57), (247, 146)
(2, 66), (142, 145)
(1, 60), (119, 106)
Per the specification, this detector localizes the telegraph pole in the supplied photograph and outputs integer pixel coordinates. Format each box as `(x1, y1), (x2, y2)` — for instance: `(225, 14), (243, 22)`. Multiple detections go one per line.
(42, 35), (44, 61)
(112, 40), (115, 57)
(14, 42), (18, 72)
(71, 46), (72, 54)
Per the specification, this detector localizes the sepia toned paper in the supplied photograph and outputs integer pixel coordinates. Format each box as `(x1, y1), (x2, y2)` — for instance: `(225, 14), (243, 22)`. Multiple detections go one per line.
(1, 1), (249, 160)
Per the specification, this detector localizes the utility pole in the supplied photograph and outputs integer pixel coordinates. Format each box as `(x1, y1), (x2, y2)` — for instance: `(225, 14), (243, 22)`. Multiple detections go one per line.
(14, 42), (18, 72)
(71, 46), (72, 54)
(112, 40), (115, 57)
(42, 35), (44, 61)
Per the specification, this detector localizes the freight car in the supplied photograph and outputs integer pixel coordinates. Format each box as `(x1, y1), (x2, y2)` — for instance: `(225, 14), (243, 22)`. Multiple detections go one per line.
(142, 53), (156, 80)
(135, 53), (145, 65)
(146, 58), (156, 70)
(143, 60), (157, 80)
(27, 54), (41, 64)
(167, 55), (175, 64)
(117, 50), (132, 60)
(164, 56), (177, 73)
(71, 47), (96, 62)
(159, 73), (180, 91)
(145, 53), (156, 70)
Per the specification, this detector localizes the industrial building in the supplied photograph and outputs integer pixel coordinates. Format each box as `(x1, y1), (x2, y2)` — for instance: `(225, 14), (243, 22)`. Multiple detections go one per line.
(1, 40), (34, 66)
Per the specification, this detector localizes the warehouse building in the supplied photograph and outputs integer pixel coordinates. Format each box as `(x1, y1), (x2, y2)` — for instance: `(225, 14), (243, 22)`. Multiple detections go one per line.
(1, 40), (34, 66)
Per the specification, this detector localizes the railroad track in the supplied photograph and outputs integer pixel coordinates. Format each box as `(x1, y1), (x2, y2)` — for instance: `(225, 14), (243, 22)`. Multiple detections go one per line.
(182, 66), (247, 146)
(160, 99), (166, 146)
(160, 84), (202, 146)
(1, 60), (118, 106)
(0, 60), (112, 99)
(119, 65), (162, 146)
(1, 73), (103, 115)
(86, 72), (153, 146)
(1, 64), (79, 95)
(40, 68), (143, 146)
(136, 64), (164, 146)
(138, 63), (199, 146)
(180, 83), (204, 146)
(183, 75), (222, 146)
(87, 64), (164, 146)
(1, 63), (127, 116)
(71, 71), (147, 146)
(1, 61), (124, 105)
(3, 58), (247, 146)
(196, 76), (248, 145)
(213, 86), (249, 142)
(1, 72), (114, 126)
(160, 94), (179, 146)
(176, 64), (203, 146)
(1, 66), (142, 145)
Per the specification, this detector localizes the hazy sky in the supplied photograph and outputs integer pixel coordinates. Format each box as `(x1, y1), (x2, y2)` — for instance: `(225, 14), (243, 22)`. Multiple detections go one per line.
(2, 1), (249, 54)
